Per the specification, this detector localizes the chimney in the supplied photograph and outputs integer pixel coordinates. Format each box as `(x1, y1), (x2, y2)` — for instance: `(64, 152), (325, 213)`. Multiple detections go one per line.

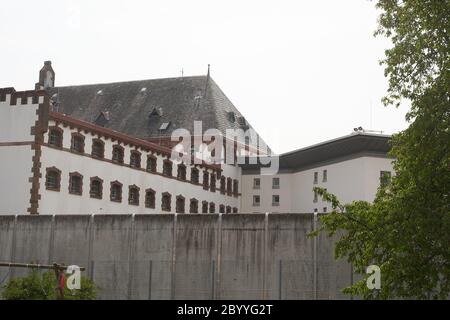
(35, 60), (55, 90)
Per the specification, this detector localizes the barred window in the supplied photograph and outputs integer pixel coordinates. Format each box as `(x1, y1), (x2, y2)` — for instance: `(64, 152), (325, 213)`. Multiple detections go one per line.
(145, 189), (156, 208)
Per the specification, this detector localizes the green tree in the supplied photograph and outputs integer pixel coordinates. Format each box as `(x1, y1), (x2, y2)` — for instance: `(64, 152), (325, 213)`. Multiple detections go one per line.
(1, 269), (96, 300)
(311, 0), (449, 299)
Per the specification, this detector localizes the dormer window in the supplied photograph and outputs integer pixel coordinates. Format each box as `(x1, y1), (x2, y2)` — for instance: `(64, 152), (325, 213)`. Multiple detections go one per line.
(71, 133), (85, 153)
(48, 127), (63, 148)
(94, 111), (109, 127)
(149, 107), (161, 118)
(112, 145), (124, 164)
(228, 111), (236, 123)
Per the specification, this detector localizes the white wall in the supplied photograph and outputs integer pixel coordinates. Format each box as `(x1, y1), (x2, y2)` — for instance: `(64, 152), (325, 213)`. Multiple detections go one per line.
(38, 121), (241, 214)
(241, 156), (395, 213)
(0, 94), (43, 214)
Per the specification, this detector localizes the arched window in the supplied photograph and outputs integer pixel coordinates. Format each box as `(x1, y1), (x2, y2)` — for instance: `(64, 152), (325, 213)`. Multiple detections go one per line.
(69, 172), (83, 195)
(163, 159), (173, 176)
(233, 207), (238, 213)
(45, 167), (61, 191)
(112, 145), (124, 164)
(219, 204), (225, 213)
(209, 202), (215, 214)
(128, 185), (140, 206)
(91, 139), (105, 158)
(48, 127), (63, 148)
(177, 164), (186, 180)
(210, 173), (216, 192)
(226, 205), (231, 214)
(202, 201), (208, 214)
(110, 181), (123, 202)
(161, 192), (171, 212)
(203, 171), (209, 190)
(146, 155), (157, 173)
(90, 177), (103, 199)
(191, 168), (199, 184)
(189, 198), (198, 213)
(70, 133), (85, 153)
(145, 189), (156, 208)
(130, 150), (141, 168)
(176, 195), (185, 213)
(220, 176), (226, 194)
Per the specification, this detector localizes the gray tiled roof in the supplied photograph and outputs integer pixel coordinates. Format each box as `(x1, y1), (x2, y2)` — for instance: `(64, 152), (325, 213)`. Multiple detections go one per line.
(240, 133), (392, 173)
(48, 75), (269, 149)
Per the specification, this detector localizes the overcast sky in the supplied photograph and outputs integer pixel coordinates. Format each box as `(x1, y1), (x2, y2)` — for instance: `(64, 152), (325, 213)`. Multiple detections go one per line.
(0, 0), (410, 154)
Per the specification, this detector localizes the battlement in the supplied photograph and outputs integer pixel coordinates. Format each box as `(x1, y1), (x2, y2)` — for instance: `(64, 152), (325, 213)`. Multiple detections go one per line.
(0, 87), (48, 105)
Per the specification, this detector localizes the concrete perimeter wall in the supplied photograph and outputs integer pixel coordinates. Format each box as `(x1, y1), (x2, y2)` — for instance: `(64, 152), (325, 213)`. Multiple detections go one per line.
(0, 214), (353, 300)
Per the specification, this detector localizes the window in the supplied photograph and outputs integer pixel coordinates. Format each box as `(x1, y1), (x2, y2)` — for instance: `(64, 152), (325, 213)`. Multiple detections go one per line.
(210, 173), (216, 192)
(209, 202), (215, 213)
(112, 145), (124, 164)
(110, 181), (123, 202)
(191, 168), (199, 184)
(226, 206), (231, 214)
(130, 151), (141, 168)
(146, 155), (157, 173)
(70, 133), (85, 153)
(322, 170), (327, 182)
(272, 177), (280, 189)
(253, 178), (260, 189)
(233, 179), (239, 196)
(190, 198), (198, 213)
(176, 195), (185, 213)
(220, 176), (226, 194)
(177, 164), (187, 180)
(313, 190), (318, 203)
(69, 172), (83, 195)
(314, 208), (318, 213)
(202, 201), (208, 213)
(162, 192), (171, 212)
(380, 171), (392, 187)
(163, 159), (173, 176)
(323, 207), (327, 213)
(232, 207), (238, 213)
(226, 178), (232, 196)
(203, 171), (209, 190)
(45, 167), (61, 191)
(253, 195), (260, 206)
(48, 127), (63, 148)
(128, 185), (140, 206)
(145, 189), (156, 208)
(322, 188), (327, 201)
(313, 172), (318, 184)
(90, 177), (103, 199)
(219, 204), (225, 213)
(91, 139), (105, 158)
(272, 195), (280, 206)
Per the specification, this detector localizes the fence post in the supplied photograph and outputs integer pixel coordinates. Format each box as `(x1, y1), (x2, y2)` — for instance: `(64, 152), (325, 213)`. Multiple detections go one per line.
(313, 212), (318, 300)
(87, 214), (95, 280)
(127, 214), (136, 300)
(278, 259), (282, 300)
(148, 260), (152, 300)
(211, 260), (215, 300)
(48, 214), (55, 264)
(9, 215), (18, 279)
(171, 213), (178, 300)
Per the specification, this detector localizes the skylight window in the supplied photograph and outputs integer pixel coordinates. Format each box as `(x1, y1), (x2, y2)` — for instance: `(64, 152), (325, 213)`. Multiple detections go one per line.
(159, 122), (171, 131)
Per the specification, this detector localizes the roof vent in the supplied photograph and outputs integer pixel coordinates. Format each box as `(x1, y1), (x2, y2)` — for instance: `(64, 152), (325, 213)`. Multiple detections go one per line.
(228, 111), (236, 123)
(159, 122), (171, 131)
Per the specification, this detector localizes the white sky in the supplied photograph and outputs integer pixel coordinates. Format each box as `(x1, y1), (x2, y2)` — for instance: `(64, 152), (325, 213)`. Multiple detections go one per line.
(0, 0), (410, 154)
